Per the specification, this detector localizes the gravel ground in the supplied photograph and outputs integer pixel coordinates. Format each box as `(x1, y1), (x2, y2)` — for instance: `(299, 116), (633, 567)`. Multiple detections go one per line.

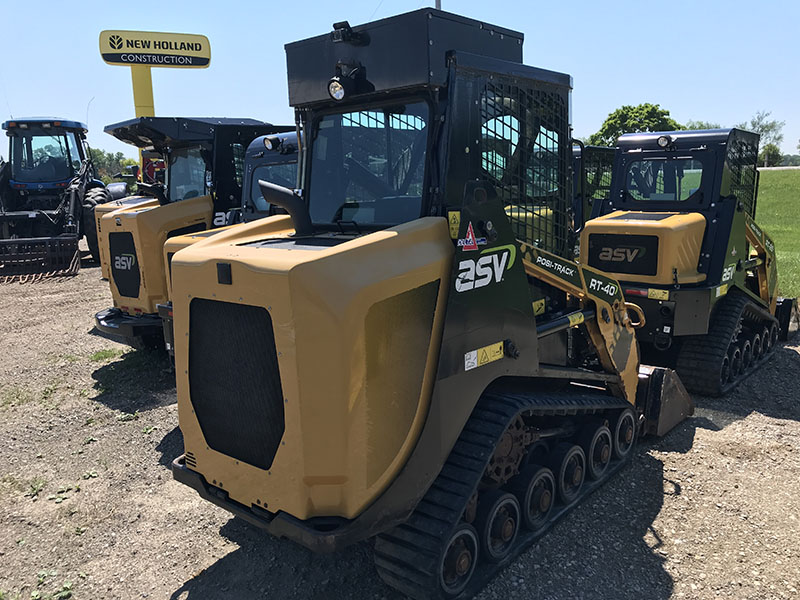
(0, 260), (798, 600)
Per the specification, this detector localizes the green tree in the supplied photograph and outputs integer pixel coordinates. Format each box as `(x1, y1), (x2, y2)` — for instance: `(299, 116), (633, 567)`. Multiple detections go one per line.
(684, 119), (722, 130)
(758, 144), (782, 167)
(735, 110), (784, 147)
(588, 103), (682, 146)
(88, 148), (137, 183)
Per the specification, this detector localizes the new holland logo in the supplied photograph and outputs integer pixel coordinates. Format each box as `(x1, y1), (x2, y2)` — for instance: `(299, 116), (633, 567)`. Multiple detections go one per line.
(598, 246), (645, 262)
(455, 245), (516, 292)
(109, 34), (123, 50)
(114, 253), (136, 271)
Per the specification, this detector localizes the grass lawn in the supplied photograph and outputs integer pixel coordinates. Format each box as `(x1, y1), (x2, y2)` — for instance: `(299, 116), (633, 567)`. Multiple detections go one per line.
(757, 169), (800, 296)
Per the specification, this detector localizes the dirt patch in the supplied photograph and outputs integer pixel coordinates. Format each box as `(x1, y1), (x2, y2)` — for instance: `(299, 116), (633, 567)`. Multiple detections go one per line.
(1, 263), (798, 599)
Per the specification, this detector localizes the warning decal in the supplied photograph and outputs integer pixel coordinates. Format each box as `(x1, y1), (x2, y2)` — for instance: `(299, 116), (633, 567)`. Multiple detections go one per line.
(448, 211), (461, 239)
(464, 341), (505, 371)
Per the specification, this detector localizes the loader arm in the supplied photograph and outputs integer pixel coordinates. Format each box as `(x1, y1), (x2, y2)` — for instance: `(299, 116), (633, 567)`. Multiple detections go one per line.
(744, 214), (779, 314)
(520, 242), (644, 405)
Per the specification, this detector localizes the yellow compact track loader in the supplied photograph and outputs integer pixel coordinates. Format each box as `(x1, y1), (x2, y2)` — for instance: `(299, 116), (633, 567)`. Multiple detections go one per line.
(169, 10), (693, 599)
(581, 130), (799, 395)
(93, 117), (292, 348)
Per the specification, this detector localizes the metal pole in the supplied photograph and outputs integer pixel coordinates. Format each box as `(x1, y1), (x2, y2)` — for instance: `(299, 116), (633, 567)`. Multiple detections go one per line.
(435, 0), (441, 9)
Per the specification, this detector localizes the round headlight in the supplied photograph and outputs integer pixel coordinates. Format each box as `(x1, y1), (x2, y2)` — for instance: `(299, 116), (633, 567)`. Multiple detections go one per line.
(657, 135), (671, 148)
(264, 136), (281, 151)
(328, 78), (346, 101)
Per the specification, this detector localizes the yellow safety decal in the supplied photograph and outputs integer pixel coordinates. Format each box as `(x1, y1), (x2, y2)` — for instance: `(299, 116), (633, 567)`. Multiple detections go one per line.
(464, 341), (504, 372)
(533, 298), (546, 316)
(448, 211), (461, 239)
(716, 284), (728, 297)
(647, 288), (669, 300)
(568, 313), (585, 327)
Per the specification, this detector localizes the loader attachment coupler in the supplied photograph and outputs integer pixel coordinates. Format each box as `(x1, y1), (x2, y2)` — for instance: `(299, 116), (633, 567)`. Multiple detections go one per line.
(637, 365), (694, 437)
(0, 236), (80, 283)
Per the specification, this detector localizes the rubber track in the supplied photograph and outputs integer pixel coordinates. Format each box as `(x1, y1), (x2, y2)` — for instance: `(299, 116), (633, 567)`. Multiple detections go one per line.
(374, 387), (631, 600)
(676, 290), (778, 396)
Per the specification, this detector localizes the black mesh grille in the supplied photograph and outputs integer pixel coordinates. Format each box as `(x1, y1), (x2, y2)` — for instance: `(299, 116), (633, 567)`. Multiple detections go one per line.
(480, 79), (570, 257)
(188, 298), (285, 471)
(109, 232), (140, 298)
(726, 136), (758, 216)
(583, 147), (615, 202)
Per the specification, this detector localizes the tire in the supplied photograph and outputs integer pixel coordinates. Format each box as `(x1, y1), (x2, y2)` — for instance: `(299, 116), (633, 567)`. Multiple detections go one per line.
(83, 187), (111, 263)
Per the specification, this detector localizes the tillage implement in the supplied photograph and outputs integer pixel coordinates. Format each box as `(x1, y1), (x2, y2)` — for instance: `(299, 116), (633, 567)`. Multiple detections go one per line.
(168, 10), (694, 599)
(0, 118), (112, 280)
(581, 129), (799, 395)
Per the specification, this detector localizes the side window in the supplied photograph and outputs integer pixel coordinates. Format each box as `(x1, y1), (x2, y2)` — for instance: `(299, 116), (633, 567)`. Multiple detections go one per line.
(66, 133), (83, 171)
(250, 162), (298, 212)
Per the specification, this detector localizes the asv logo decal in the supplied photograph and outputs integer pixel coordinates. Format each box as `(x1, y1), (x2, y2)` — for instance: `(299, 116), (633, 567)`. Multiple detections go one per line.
(722, 264), (735, 282)
(114, 253), (136, 271)
(455, 245), (515, 293)
(213, 211), (234, 227)
(598, 247), (644, 262)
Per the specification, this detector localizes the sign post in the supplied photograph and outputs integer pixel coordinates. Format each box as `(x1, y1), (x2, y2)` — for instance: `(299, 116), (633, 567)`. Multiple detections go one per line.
(99, 30), (211, 166)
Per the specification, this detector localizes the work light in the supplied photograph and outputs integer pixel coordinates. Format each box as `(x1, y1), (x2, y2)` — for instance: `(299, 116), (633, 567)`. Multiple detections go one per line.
(328, 78), (346, 101)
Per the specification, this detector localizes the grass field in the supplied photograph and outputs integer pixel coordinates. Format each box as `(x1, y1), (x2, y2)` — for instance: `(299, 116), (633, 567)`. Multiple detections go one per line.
(756, 169), (800, 296)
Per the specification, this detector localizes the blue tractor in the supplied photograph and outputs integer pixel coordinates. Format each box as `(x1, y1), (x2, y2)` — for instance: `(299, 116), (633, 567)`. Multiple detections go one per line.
(0, 118), (112, 279)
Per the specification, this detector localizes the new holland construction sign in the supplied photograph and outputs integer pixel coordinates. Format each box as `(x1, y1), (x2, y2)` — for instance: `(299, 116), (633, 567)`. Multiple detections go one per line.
(99, 30), (211, 68)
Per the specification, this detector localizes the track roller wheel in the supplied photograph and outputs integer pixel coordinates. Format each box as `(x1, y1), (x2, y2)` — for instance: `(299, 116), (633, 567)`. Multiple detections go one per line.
(719, 353), (731, 388)
(769, 322), (779, 351)
(730, 346), (743, 379)
(761, 326), (772, 355)
(612, 409), (636, 460)
(751, 332), (763, 363)
(474, 490), (520, 563)
(438, 523), (480, 597)
(549, 443), (585, 505)
(578, 424), (613, 480)
(507, 464), (555, 532)
(740, 338), (753, 372)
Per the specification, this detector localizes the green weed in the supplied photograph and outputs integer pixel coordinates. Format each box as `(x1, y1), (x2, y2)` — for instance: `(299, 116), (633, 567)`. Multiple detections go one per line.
(0, 386), (34, 409)
(89, 348), (123, 362)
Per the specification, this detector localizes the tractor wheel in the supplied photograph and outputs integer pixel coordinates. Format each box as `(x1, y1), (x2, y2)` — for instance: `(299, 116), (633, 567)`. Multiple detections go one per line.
(83, 187), (111, 263)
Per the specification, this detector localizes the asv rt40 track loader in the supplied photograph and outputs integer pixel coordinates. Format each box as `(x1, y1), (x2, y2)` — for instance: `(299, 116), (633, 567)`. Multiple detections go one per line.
(92, 117), (293, 348)
(158, 131), (300, 357)
(581, 129), (799, 395)
(169, 10), (693, 599)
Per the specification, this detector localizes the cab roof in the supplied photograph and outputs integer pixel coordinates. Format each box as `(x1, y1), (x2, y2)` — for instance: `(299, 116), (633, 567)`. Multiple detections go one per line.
(104, 117), (292, 150)
(617, 128), (759, 151)
(2, 117), (87, 132)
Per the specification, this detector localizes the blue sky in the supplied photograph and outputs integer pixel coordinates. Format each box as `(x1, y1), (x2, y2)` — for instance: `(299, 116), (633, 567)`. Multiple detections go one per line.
(1, 0), (797, 157)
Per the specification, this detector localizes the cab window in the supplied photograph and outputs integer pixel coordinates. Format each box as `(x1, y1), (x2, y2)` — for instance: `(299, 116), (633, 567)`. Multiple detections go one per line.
(625, 158), (704, 202)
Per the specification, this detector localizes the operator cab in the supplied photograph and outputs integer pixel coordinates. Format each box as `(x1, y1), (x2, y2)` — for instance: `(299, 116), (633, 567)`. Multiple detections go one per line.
(239, 131), (299, 222)
(2, 119), (90, 212)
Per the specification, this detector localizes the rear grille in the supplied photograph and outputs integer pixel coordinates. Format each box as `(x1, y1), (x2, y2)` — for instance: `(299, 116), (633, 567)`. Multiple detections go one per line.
(188, 299), (285, 471)
(587, 233), (659, 276)
(109, 232), (140, 297)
